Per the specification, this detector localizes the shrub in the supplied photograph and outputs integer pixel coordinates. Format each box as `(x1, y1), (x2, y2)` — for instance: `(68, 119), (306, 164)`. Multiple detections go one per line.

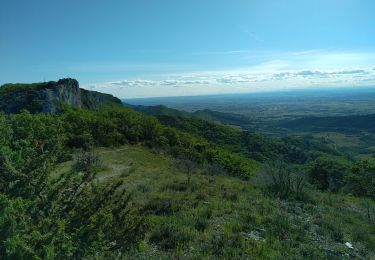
(149, 223), (191, 250)
(160, 182), (188, 192)
(205, 162), (227, 176)
(195, 217), (208, 232)
(141, 198), (181, 216)
(72, 149), (101, 174)
(222, 190), (238, 201)
(193, 207), (212, 232)
(308, 159), (346, 192)
(266, 211), (293, 239)
(174, 154), (198, 185)
(203, 231), (244, 257)
(344, 159), (375, 198)
(317, 217), (344, 242)
(255, 162), (308, 201)
(0, 111), (146, 258)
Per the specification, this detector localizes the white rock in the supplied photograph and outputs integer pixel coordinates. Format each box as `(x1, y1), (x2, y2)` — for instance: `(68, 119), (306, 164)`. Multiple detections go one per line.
(345, 242), (354, 249)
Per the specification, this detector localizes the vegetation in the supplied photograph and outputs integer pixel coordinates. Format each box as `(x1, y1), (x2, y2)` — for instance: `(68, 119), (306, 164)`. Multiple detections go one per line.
(0, 79), (121, 113)
(156, 114), (341, 164)
(61, 105), (257, 179)
(132, 104), (251, 126)
(129, 89), (375, 160)
(308, 159), (347, 192)
(281, 113), (375, 132)
(345, 159), (375, 198)
(255, 162), (309, 201)
(58, 146), (375, 259)
(0, 111), (144, 258)
(0, 82), (374, 258)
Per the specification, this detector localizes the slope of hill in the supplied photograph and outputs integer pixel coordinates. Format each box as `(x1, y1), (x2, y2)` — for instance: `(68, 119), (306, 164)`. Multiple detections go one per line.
(52, 145), (375, 259)
(0, 78), (121, 113)
(191, 109), (250, 126)
(129, 104), (187, 117)
(1, 79), (374, 258)
(128, 104), (342, 164)
(130, 104), (251, 126)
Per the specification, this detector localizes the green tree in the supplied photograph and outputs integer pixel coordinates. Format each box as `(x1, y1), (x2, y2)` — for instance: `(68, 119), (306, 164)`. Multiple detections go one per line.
(344, 159), (375, 198)
(308, 159), (346, 192)
(0, 111), (146, 259)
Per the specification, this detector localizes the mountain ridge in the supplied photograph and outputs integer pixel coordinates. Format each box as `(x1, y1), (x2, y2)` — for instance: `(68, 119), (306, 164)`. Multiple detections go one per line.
(0, 78), (121, 113)
(129, 104), (251, 126)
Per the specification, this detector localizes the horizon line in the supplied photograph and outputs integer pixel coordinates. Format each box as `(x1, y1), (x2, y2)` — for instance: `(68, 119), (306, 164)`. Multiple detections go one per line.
(121, 85), (375, 101)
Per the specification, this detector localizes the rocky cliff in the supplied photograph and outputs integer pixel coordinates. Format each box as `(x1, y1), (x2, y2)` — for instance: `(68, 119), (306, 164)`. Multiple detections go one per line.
(0, 78), (122, 113)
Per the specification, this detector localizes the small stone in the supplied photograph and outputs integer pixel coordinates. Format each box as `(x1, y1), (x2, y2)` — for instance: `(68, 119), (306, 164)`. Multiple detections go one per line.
(345, 242), (354, 249)
(241, 231), (265, 242)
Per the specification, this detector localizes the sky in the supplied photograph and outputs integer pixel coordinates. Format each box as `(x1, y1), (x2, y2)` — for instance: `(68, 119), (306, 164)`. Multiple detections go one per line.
(1, 0), (375, 98)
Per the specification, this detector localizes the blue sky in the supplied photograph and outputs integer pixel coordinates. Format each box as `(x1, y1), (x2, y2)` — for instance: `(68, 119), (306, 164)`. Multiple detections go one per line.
(1, 0), (375, 98)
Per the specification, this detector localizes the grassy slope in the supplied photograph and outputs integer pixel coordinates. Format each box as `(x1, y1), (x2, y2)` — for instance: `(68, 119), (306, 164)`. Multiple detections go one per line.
(312, 132), (375, 159)
(56, 145), (375, 259)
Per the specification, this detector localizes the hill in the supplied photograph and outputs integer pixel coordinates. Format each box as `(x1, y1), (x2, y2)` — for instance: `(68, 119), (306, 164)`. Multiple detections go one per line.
(129, 104), (187, 117)
(0, 78), (121, 113)
(129, 104), (343, 164)
(0, 79), (374, 258)
(50, 145), (374, 259)
(130, 104), (251, 126)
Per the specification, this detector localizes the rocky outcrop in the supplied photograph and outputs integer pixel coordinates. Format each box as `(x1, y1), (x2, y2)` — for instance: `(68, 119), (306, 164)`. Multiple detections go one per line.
(0, 78), (122, 113)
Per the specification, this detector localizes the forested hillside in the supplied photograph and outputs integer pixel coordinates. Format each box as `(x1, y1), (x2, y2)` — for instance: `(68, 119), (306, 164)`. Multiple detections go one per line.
(131, 104), (251, 126)
(0, 80), (374, 259)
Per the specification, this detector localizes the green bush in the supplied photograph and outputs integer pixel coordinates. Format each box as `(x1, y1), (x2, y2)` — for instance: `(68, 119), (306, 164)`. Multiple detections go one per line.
(149, 222), (191, 250)
(316, 217), (344, 242)
(0, 111), (146, 258)
(203, 231), (244, 257)
(344, 159), (375, 198)
(72, 149), (101, 174)
(308, 159), (346, 192)
(141, 198), (181, 216)
(194, 217), (208, 232)
(255, 162), (309, 201)
(265, 211), (293, 239)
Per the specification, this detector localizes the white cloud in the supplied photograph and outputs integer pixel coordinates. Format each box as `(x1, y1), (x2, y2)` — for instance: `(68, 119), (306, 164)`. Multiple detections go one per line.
(82, 50), (375, 98)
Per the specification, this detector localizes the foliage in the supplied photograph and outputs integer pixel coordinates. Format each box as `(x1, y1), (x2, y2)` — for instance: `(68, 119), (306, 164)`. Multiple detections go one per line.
(149, 222), (192, 250)
(157, 114), (340, 165)
(344, 159), (375, 198)
(0, 79), (121, 114)
(174, 154), (198, 185)
(256, 162), (309, 201)
(0, 111), (145, 259)
(71, 149), (101, 173)
(1, 89), (375, 258)
(308, 159), (347, 192)
(60, 105), (257, 179)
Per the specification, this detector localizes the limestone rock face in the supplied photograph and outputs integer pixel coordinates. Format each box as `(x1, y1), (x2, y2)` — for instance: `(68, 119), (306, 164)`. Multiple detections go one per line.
(0, 78), (121, 113)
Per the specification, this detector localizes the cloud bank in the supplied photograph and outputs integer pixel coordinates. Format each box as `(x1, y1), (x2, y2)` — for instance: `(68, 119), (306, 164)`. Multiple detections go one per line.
(83, 50), (375, 98)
